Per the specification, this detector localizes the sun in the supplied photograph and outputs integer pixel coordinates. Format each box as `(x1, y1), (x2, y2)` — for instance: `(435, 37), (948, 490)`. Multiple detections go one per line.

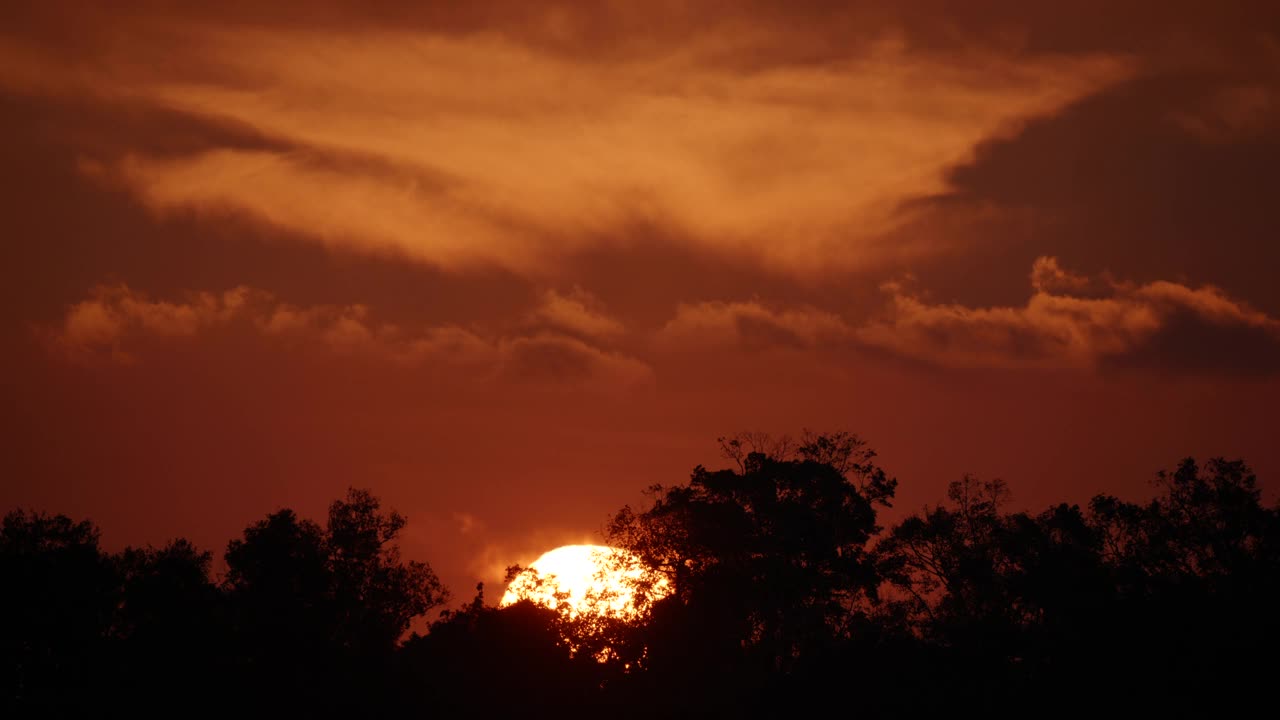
(500, 544), (670, 619)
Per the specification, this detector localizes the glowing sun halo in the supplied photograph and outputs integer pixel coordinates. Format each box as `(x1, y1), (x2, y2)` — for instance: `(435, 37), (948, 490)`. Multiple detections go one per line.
(500, 544), (670, 618)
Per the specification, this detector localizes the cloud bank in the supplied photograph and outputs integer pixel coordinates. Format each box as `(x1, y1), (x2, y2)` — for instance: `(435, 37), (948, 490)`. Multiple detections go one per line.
(858, 258), (1280, 374)
(50, 284), (651, 390)
(56, 257), (1279, 379)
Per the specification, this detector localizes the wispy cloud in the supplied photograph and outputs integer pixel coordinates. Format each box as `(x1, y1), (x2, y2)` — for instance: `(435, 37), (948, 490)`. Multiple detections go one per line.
(1, 27), (1127, 275)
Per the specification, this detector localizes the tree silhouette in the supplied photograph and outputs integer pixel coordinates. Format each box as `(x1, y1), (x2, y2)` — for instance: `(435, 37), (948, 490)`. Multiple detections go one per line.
(324, 488), (447, 654)
(0, 510), (118, 716)
(111, 538), (229, 713)
(222, 488), (445, 715)
(874, 458), (1280, 715)
(3, 441), (1278, 718)
(1086, 457), (1280, 712)
(221, 507), (330, 712)
(876, 476), (1018, 635)
(605, 432), (897, 710)
(400, 583), (603, 715)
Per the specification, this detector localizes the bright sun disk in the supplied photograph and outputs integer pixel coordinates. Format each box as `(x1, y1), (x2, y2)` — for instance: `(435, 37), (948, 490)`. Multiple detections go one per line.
(499, 544), (670, 619)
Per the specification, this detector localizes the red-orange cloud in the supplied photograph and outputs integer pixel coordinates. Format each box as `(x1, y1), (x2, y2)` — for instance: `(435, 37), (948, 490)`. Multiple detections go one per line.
(0, 27), (1129, 276)
(49, 284), (651, 390)
(655, 300), (851, 352)
(857, 258), (1280, 373)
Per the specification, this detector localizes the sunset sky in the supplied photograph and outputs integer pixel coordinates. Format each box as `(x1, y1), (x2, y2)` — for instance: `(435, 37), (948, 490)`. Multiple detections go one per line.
(3, 1), (1279, 599)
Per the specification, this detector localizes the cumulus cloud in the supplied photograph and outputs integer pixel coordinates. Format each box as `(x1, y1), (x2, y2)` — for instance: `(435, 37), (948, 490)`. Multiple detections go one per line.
(857, 258), (1280, 374)
(54, 285), (262, 363)
(1029, 256), (1095, 294)
(48, 284), (651, 389)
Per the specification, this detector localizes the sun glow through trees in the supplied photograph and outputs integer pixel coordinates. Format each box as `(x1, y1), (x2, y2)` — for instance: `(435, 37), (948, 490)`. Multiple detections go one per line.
(499, 544), (670, 619)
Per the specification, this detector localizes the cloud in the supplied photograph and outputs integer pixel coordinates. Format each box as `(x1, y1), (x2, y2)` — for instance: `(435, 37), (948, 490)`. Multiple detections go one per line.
(54, 285), (261, 363)
(655, 300), (851, 351)
(50, 263), (1280, 381)
(527, 288), (625, 341)
(857, 258), (1280, 374)
(113, 149), (555, 272)
(1171, 84), (1280, 144)
(48, 283), (651, 388)
(895, 68), (1280, 310)
(1029, 256), (1094, 294)
(499, 333), (653, 389)
(1, 25), (1127, 276)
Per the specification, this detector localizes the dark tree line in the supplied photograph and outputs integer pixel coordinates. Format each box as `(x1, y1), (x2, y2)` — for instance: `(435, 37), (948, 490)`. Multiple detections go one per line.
(3, 434), (1279, 718)
(1, 489), (445, 717)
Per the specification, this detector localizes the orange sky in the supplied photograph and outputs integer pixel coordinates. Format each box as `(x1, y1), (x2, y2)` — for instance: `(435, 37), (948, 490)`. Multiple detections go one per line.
(3, 1), (1279, 599)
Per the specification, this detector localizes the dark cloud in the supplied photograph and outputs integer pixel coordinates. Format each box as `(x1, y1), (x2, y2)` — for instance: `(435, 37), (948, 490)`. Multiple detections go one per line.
(500, 335), (653, 389)
(10, 2), (1277, 60)
(1101, 303), (1280, 376)
(902, 69), (1280, 312)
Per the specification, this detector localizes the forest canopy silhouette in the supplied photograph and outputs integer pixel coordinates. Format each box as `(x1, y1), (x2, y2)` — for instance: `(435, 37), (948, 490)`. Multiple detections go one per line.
(3, 432), (1278, 718)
